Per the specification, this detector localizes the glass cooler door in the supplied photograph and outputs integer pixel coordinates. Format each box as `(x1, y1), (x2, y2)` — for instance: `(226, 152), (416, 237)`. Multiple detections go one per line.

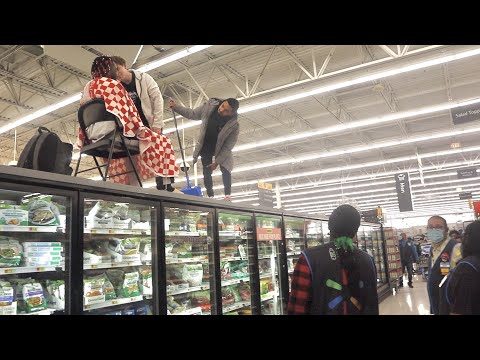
(218, 211), (255, 315)
(82, 196), (156, 315)
(306, 219), (323, 248)
(284, 217), (305, 292)
(256, 215), (284, 315)
(0, 187), (72, 315)
(164, 204), (215, 315)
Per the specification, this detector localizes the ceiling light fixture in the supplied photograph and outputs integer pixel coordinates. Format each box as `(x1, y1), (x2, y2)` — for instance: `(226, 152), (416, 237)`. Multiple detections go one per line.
(1, 45), (213, 136)
(162, 47), (480, 134)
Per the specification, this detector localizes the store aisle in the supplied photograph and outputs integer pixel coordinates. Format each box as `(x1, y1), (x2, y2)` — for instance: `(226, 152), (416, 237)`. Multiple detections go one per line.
(379, 275), (431, 315)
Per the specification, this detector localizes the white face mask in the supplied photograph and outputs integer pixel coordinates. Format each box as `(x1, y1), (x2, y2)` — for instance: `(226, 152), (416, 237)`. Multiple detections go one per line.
(427, 228), (445, 243)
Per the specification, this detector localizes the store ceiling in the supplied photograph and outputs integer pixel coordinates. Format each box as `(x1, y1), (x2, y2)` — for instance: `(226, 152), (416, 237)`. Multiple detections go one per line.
(0, 44), (479, 220)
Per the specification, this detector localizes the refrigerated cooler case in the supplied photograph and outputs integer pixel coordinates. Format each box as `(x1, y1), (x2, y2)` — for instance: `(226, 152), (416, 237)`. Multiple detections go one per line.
(164, 204), (216, 315)
(284, 217), (305, 292)
(321, 220), (330, 244)
(256, 215), (285, 315)
(0, 188), (72, 315)
(357, 224), (388, 292)
(305, 219), (323, 248)
(218, 211), (257, 315)
(81, 196), (156, 315)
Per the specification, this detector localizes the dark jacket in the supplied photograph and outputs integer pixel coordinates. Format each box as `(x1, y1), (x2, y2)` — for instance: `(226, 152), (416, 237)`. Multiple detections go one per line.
(399, 238), (419, 264)
(302, 244), (379, 315)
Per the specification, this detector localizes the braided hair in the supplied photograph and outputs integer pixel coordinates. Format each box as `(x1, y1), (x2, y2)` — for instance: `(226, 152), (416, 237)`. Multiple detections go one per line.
(329, 204), (362, 296)
(91, 56), (115, 79)
(328, 204), (361, 253)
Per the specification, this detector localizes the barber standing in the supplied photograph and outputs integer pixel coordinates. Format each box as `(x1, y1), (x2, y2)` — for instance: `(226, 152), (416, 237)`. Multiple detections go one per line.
(169, 98), (240, 201)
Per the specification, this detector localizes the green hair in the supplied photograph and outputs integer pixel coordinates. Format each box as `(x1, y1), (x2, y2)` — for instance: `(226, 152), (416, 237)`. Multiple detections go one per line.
(334, 236), (355, 252)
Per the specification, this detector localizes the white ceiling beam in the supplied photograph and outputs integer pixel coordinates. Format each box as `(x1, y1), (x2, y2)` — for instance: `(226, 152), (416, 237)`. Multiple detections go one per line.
(182, 66), (210, 100)
(158, 146), (480, 191)
(168, 84), (186, 107)
(317, 46), (336, 78)
(281, 46), (314, 80)
(217, 65), (246, 98)
(416, 148), (425, 186)
(160, 45), (444, 126)
(379, 45), (398, 58)
(442, 62), (453, 102)
(250, 46), (276, 96)
(401, 45), (411, 56)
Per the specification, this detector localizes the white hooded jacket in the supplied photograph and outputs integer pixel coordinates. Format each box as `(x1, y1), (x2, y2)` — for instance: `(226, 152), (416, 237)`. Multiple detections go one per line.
(130, 69), (164, 130)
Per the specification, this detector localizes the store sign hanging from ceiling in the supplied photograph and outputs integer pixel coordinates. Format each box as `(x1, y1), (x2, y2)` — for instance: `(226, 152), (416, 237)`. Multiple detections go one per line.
(451, 103), (480, 125)
(457, 167), (477, 179)
(394, 172), (414, 212)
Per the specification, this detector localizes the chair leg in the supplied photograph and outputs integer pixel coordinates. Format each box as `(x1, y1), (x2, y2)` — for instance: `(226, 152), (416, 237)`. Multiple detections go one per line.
(92, 156), (104, 178)
(74, 150), (82, 177)
(104, 130), (117, 182)
(120, 135), (143, 187)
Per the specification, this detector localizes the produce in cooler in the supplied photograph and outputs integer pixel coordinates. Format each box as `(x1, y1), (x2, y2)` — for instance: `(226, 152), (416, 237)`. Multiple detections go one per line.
(165, 206), (214, 315)
(28, 199), (61, 226)
(256, 215), (284, 315)
(0, 280), (14, 306)
(0, 238), (22, 267)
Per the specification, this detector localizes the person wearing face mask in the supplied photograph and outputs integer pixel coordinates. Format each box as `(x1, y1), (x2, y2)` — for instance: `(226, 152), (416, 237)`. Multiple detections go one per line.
(426, 215), (462, 315)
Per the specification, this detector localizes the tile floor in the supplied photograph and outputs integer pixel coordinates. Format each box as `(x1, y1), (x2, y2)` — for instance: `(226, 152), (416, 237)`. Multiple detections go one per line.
(379, 274), (431, 315)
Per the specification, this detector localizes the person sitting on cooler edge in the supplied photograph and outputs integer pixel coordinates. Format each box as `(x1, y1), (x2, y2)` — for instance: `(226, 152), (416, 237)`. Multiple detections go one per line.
(111, 55), (177, 192)
(168, 97), (239, 201)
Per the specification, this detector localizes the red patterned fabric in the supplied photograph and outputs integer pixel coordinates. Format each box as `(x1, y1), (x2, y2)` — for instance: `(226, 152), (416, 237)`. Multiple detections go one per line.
(78, 77), (178, 185)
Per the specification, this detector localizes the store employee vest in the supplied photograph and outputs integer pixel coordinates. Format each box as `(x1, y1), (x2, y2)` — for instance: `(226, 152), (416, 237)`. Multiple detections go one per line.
(302, 244), (378, 315)
(427, 239), (456, 315)
(439, 255), (480, 315)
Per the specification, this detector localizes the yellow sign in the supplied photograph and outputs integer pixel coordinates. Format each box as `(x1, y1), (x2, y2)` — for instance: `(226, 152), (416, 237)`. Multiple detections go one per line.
(257, 182), (273, 190)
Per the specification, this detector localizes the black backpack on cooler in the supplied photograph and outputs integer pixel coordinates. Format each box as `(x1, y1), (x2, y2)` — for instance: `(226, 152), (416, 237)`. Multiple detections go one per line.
(17, 126), (73, 176)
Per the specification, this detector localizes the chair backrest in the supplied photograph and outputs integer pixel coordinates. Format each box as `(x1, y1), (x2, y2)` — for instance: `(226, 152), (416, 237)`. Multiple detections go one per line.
(78, 98), (117, 135)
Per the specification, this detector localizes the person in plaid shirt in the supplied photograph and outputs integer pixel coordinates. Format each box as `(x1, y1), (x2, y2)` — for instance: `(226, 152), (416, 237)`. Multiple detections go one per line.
(288, 204), (379, 315)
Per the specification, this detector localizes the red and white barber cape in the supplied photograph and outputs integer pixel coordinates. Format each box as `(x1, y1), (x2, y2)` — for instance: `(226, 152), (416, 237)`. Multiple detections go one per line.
(78, 77), (178, 184)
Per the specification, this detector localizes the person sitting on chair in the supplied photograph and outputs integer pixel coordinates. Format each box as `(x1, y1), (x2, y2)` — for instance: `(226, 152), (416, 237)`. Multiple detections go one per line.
(77, 56), (178, 187)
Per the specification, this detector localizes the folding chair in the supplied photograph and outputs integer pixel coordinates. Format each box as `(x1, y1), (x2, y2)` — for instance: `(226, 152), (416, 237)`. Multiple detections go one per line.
(74, 98), (143, 187)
